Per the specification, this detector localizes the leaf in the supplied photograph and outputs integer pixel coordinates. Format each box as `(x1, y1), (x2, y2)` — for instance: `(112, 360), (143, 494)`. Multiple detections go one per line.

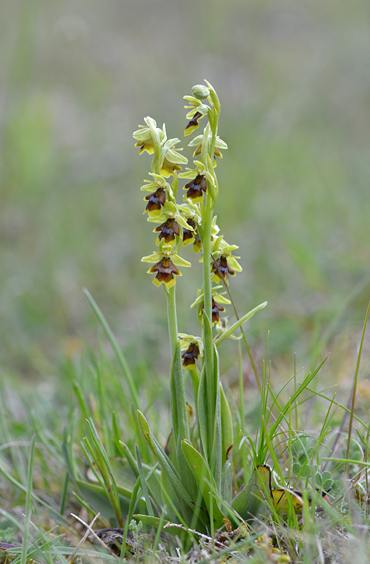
(197, 364), (209, 459)
(221, 460), (232, 504)
(214, 302), (268, 346)
(211, 346), (222, 492)
(83, 288), (139, 408)
(137, 411), (199, 522)
(137, 410), (155, 454)
(271, 489), (304, 518)
(220, 384), (233, 467)
(181, 440), (224, 527)
(231, 465), (271, 522)
(75, 479), (146, 521)
(170, 343), (197, 499)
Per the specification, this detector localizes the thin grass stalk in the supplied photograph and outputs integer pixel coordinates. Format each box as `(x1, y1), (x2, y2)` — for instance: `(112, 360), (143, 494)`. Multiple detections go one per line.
(135, 445), (154, 517)
(165, 284), (179, 359)
(345, 300), (370, 475)
(83, 288), (139, 409)
(20, 434), (36, 564)
(220, 279), (262, 393)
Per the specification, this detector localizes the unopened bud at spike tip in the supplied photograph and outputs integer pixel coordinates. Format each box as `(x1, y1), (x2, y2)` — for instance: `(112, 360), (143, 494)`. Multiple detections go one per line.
(192, 84), (210, 100)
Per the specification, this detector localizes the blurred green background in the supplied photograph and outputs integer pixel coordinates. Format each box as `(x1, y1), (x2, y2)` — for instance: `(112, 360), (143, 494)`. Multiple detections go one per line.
(1, 0), (370, 383)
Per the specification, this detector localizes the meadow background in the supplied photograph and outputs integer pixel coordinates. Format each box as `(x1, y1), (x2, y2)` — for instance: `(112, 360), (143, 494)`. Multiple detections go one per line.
(1, 0), (370, 398)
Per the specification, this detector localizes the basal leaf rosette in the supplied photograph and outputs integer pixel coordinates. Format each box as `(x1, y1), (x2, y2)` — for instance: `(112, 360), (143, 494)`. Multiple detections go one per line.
(142, 246), (191, 289)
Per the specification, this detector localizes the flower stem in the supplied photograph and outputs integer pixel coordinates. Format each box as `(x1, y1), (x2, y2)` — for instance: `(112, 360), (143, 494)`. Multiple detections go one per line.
(202, 194), (214, 383)
(166, 284), (179, 360)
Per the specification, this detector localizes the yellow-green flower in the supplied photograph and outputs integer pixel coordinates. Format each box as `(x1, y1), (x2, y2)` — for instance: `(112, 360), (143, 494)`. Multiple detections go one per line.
(133, 117), (165, 155)
(182, 218), (196, 246)
(160, 139), (187, 178)
(183, 97), (209, 136)
(211, 256), (236, 284)
(188, 133), (228, 164)
(211, 240), (242, 284)
(179, 333), (204, 370)
(147, 257), (180, 288)
(181, 342), (200, 369)
(142, 249), (191, 288)
(191, 286), (230, 326)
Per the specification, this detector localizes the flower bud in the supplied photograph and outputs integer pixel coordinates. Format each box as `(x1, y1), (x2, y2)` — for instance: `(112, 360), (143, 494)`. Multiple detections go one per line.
(192, 84), (210, 100)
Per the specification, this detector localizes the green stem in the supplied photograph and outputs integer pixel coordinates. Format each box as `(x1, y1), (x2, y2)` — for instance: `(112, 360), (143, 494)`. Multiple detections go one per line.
(201, 200), (215, 461)
(166, 284), (179, 360)
(202, 194), (214, 383)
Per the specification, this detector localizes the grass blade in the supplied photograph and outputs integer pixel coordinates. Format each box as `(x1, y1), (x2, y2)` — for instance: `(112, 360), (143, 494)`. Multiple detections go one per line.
(345, 300), (370, 474)
(20, 434), (36, 564)
(181, 440), (224, 527)
(83, 288), (139, 408)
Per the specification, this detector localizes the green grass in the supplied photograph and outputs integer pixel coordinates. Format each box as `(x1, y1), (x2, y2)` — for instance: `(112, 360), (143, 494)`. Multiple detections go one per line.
(1, 1), (370, 561)
(1, 295), (369, 562)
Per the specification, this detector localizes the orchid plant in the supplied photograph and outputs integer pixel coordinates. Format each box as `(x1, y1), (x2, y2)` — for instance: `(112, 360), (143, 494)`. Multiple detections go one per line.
(131, 81), (268, 534)
(64, 82), (334, 560)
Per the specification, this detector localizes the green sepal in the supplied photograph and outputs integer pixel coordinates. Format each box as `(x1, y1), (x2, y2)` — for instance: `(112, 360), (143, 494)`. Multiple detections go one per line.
(227, 256), (243, 272)
(141, 251), (163, 264)
(178, 169), (198, 180)
(214, 294), (231, 305)
(171, 254), (191, 268)
(184, 95), (202, 106)
(185, 104), (208, 119)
